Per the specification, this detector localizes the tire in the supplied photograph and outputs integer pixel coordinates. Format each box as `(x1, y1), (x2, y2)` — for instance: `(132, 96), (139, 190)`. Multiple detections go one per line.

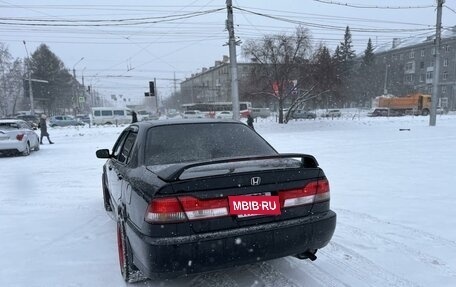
(117, 218), (146, 283)
(422, 109), (430, 116)
(22, 142), (31, 156)
(34, 143), (40, 151)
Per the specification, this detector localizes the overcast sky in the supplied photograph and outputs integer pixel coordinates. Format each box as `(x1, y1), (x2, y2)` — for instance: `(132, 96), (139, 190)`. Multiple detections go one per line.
(1, 0), (456, 105)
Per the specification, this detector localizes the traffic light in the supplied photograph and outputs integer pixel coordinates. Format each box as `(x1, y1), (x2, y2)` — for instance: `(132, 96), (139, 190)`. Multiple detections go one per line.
(149, 81), (155, 96)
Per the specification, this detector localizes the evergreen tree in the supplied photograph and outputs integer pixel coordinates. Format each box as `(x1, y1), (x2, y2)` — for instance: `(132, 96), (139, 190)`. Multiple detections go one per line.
(362, 38), (375, 67)
(333, 26), (357, 106)
(29, 44), (75, 114)
(340, 26), (356, 62)
(358, 38), (381, 105)
(332, 45), (343, 66)
(312, 45), (337, 108)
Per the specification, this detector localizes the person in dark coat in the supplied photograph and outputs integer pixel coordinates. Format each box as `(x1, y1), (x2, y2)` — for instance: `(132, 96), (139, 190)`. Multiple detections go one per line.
(131, 110), (138, 123)
(247, 114), (254, 130)
(39, 114), (54, 144)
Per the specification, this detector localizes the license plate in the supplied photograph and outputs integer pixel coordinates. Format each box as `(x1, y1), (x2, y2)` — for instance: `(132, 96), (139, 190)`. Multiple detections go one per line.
(228, 192), (281, 218)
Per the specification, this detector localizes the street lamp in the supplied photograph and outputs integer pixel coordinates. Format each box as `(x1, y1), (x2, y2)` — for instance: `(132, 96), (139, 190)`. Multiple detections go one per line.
(81, 67), (86, 86)
(72, 58), (84, 114)
(72, 57), (84, 78)
(23, 41), (35, 115)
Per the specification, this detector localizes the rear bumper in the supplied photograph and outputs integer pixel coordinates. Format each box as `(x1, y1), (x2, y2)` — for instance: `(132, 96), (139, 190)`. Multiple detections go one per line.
(0, 141), (26, 152)
(127, 210), (336, 279)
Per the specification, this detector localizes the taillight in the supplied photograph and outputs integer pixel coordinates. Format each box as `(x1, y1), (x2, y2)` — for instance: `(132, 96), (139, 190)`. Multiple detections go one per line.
(145, 179), (330, 223)
(178, 196), (229, 220)
(16, 133), (25, 141)
(279, 179), (330, 208)
(145, 196), (229, 223)
(145, 197), (186, 223)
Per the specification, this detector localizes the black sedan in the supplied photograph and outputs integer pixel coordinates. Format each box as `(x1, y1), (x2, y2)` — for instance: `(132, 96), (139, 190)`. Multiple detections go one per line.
(96, 119), (336, 282)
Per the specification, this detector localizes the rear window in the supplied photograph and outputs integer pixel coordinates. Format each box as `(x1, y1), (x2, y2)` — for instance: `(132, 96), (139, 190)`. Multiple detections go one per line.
(145, 123), (276, 165)
(0, 122), (20, 129)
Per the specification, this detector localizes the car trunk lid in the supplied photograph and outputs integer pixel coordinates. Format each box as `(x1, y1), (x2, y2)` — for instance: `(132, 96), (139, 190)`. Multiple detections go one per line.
(145, 154), (329, 233)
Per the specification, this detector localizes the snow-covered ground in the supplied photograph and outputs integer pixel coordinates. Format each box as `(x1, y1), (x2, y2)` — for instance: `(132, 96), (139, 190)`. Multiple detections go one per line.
(1, 114), (456, 287)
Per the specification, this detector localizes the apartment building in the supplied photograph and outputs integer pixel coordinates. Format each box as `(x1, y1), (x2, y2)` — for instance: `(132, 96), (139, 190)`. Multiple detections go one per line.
(373, 26), (456, 110)
(180, 56), (254, 104)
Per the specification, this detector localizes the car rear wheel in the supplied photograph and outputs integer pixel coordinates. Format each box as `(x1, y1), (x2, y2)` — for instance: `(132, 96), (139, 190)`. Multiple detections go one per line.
(22, 142), (30, 156)
(117, 218), (146, 283)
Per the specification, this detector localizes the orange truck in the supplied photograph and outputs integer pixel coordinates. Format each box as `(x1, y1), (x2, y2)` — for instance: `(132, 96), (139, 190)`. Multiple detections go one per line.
(373, 93), (431, 116)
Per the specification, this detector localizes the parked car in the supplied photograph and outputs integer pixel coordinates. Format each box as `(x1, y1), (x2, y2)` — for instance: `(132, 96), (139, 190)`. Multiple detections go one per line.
(0, 119), (40, 156)
(215, 111), (233, 119)
(288, 110), (317, 119)
(323, 109), (342, 118)
(367, 108), (402, 117)
(367, 108), (390, 117)
(136, 110), (159, 121)
(16, 114), (40, 129)
(49, 115), (85, 127)
(75, 114), (91, 124)
(436, 107), (448, 115)
(250, 108), (271, 118)
(96, 119), (336, 282)
(181, 110), (204, 119)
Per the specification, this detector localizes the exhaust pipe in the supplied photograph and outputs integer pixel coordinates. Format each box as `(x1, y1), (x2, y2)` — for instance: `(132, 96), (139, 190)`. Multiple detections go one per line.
(295, 250), (317, 261)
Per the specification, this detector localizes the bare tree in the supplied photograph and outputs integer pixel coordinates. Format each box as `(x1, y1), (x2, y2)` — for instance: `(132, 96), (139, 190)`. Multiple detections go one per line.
(0, 44), (25, 116)
(242, 26), (312, 123)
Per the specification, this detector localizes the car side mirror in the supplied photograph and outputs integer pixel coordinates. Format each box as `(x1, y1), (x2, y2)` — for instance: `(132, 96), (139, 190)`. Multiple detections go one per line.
(96, 149), (111, 159)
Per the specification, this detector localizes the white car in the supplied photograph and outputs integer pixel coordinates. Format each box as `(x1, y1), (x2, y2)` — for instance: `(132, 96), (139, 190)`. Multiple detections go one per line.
(216, 111), (233, 119)
(181, 110), (204, 119)
(323, 109), (342, 118)
(0, 119), (40, 156)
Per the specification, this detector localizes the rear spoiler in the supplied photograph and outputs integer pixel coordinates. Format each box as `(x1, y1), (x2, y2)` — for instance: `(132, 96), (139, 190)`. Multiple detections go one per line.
(155, 153), (318, 182)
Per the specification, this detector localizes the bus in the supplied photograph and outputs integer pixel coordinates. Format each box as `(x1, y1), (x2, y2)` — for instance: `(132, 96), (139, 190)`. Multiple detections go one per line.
(91, 107), (132, 125)
(181, 102), (252, 118)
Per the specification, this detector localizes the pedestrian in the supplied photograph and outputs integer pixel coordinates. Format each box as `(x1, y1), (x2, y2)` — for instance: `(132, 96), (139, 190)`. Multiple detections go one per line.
(247, 114), (254, 130)
(39, 114), (54, 144)
(131, 110), (138, 123)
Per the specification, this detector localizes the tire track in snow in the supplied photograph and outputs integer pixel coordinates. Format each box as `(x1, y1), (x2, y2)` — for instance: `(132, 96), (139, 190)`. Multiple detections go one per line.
(318, 241), (421, 287)
(188, 271), (240, 287)
(337, 221), (456, 279)
(282, 257), (351, 287)
(336, 208), (456, 249)
(245, 261), (301, 287)
(31, 213), (109, 254)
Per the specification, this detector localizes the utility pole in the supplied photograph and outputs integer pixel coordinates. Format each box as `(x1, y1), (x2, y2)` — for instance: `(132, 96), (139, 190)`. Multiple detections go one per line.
(430, 0), (444, 126)
(383, 64), (389, 95)
(173, 72), (177, 95)
(226, 0), (240, 120)
(23, 41), (34, 115)
(154, 77), (158, 115)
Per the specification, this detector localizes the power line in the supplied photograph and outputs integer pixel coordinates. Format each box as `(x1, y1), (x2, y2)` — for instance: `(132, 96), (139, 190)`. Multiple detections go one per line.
(0, 8), (224, 23)
(0, 8), (225, 27)
(310, 0), (435, 9)
(444, 5), (456, 15)
(233, 6), (435, 33)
